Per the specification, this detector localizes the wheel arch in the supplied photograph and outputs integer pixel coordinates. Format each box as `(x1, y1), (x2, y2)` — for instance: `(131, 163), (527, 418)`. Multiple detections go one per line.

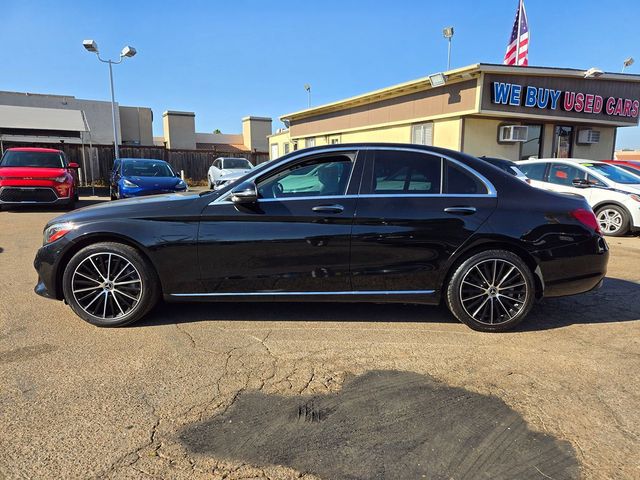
(441, 239), (544, 302)
(54, 233), (160, 300)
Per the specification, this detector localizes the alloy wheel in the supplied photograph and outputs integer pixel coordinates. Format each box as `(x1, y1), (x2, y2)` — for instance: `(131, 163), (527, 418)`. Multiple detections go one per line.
(459, 259), (528, 326)
(71, 252), (143, 320)
(597, 208), (623, 234)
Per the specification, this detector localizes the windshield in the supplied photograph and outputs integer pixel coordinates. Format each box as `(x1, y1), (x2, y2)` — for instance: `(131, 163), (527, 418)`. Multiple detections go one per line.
(223, 158), (252, 169)
(581, 163), (640, 185)
(0, 151), (64, 168)
(122, 160), (174, 177)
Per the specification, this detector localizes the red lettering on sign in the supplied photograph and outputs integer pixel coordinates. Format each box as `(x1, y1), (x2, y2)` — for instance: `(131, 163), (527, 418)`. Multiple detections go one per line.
(623, 99), (632, 117)
(606, 97), (616, 115)
(631, 100), (640, 118)
(563, 91), (575, 111)
(614, 98), (624, 115)
(584, 94), (594, 113)
(593, 95), (603, 114)
(574, 93), (585, 112)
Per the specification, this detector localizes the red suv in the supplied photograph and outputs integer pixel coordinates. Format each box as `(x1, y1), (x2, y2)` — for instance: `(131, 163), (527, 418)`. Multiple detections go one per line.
(0, 148), (79, 209)
(601, 159), (640, 175)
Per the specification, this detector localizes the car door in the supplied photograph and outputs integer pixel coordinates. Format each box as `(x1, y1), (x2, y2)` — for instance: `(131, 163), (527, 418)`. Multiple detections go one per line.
(197, 150), (363, 293)
(350, 148), (497, 293)
(545, 162), (592, 200)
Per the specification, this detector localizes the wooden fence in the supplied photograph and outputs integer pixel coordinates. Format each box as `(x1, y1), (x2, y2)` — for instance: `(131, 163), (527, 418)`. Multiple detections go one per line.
(0, 142), (269, 184)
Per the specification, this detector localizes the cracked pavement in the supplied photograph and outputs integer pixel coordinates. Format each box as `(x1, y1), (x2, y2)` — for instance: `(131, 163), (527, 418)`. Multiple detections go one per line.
(1, 200), (639, 479)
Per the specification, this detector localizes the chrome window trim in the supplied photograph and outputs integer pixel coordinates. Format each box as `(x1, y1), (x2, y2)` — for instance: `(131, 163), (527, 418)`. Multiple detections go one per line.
(170, 289), (436, 298)
(209, 146), (497, 205)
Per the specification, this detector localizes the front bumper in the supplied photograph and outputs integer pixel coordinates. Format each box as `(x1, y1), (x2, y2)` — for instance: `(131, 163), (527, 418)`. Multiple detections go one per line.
(0, 186), (71, 205)
(119, 187), (187, 198)
(33, 237), (72, 300)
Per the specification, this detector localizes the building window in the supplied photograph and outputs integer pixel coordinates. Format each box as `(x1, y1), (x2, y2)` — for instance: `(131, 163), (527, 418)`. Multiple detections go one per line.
(270, 144), (279, 159)
(411, 122), (434, 146)
(520, 124), (542, 160)
(306, 137), (316, 148)
(283, 142), (290, 154)
(553, 126), (574, 158)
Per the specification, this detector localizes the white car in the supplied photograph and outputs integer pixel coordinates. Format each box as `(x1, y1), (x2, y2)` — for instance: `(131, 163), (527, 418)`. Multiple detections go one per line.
(207, 157), (253, 190)
(518, 158), (640, 236)
(212, 170), (246, 190)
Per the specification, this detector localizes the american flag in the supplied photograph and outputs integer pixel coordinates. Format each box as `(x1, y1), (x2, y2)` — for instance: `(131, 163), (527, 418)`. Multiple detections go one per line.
(503, 0), (529, 66)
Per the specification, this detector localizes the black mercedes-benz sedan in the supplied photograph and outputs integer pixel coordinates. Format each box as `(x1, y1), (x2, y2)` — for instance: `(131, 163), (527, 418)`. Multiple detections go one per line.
(34, 144), (609, 332)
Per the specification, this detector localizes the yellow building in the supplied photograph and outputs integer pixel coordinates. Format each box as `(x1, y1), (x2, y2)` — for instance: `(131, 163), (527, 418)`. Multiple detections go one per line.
(269, 63), (640, 161)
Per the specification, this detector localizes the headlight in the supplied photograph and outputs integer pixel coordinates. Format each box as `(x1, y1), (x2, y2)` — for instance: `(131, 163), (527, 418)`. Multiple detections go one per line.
(629, 194), (640, 203)
(123, 179), (139, 188)
(52, 175), (68, 183)
(176, 179), (186, 189)
(43, 222), (76, 245)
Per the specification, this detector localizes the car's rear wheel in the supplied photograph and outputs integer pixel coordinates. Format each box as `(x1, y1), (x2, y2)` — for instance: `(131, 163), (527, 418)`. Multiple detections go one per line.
(62, 242), (160, 327)
(596, 205), (629, 237)
(446, 250), (535, 332)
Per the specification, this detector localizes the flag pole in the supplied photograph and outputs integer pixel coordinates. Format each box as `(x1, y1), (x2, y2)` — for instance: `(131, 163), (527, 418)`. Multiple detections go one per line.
(515, 0), (522, 65)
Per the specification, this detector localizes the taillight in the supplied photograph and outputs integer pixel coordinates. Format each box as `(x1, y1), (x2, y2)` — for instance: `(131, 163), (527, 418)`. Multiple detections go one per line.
(571, 208), (602, 235)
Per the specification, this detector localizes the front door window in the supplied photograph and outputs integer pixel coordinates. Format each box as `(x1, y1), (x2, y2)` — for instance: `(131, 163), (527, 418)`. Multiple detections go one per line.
(553, 126), (574, 158)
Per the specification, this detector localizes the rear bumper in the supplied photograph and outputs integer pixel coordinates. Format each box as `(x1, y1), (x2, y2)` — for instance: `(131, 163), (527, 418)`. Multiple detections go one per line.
(539, 236), (609, 298)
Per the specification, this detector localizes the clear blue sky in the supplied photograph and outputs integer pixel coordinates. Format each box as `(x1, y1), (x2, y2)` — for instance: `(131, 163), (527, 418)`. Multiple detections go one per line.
(1, 0), (639, 148)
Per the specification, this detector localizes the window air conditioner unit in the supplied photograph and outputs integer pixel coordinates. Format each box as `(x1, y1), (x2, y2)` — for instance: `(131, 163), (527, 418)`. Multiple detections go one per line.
(499, 125), (528, 142)
(577, 129), (600, 144)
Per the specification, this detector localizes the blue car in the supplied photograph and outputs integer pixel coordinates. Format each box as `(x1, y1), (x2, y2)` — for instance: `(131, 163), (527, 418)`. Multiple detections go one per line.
(110, 158), (187, 200)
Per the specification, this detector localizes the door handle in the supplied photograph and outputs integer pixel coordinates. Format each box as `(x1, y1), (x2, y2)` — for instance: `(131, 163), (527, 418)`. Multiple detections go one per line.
(312, 204), (344, 214)
(444, 206), (477, 215)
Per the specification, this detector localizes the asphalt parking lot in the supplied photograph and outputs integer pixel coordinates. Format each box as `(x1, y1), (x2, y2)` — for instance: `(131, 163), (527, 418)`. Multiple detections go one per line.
(1, 198), (639, 480)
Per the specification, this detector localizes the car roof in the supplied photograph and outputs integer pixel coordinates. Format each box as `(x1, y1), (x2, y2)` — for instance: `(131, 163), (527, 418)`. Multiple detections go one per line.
(6, 147), (63, 153)
(518, 158), (608, 165)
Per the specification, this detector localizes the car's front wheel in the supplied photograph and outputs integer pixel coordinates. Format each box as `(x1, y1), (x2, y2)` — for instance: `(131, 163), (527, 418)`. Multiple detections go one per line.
(596, 205), (629, 237)
(446, 250), (535, 332)
(62, 242), (160, 327)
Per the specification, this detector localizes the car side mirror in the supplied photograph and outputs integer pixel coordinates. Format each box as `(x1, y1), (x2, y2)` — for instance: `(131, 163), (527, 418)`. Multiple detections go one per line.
(230, 181), (258, 204)
(68, 162), (79, 168)
(572, 178), (590, 188)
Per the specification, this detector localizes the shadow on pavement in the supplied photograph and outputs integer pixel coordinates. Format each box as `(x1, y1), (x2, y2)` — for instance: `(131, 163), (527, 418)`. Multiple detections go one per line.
(180, 370), (579, 479)
(137, 277), (639, 331)
(0, 197), (107, 214)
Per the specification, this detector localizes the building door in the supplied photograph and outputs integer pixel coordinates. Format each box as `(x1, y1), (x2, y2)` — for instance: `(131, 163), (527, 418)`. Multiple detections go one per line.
(552, 126), (574, 158)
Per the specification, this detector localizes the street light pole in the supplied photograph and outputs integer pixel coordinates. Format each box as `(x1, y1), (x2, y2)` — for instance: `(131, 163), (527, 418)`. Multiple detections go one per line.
(304, 84), (311, 108)
(443, 27), (454, 71)
(107, 60), (120, 159)
(82, 40), (137, 160)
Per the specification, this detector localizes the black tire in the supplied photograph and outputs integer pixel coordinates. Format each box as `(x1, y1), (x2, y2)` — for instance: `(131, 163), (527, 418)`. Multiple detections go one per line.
(74, 189), (80, 202)
(62, 242), (160, 327)
(595, 205), (629, 237)
(110, 187), (116, 201)
(446, 249), (535, 332)
(208, 177), (214, 190)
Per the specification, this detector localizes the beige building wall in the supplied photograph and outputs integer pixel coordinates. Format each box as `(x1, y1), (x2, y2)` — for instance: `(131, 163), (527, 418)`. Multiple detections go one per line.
(268, 130), (291, 159)
(162, 111), (196, 150)
(572, 127), (615, 159)
(119, 106), (153, 146)
(540, 124), (555, 158)
(242, 116), (272, 152)
(462, 117), (520, 159)
(433, 118), (462, 150)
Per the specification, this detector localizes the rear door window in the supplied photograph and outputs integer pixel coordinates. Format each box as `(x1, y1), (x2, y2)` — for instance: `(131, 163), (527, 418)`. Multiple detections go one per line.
(443, 161), (488, 195)
(370, 150), (441, 194)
